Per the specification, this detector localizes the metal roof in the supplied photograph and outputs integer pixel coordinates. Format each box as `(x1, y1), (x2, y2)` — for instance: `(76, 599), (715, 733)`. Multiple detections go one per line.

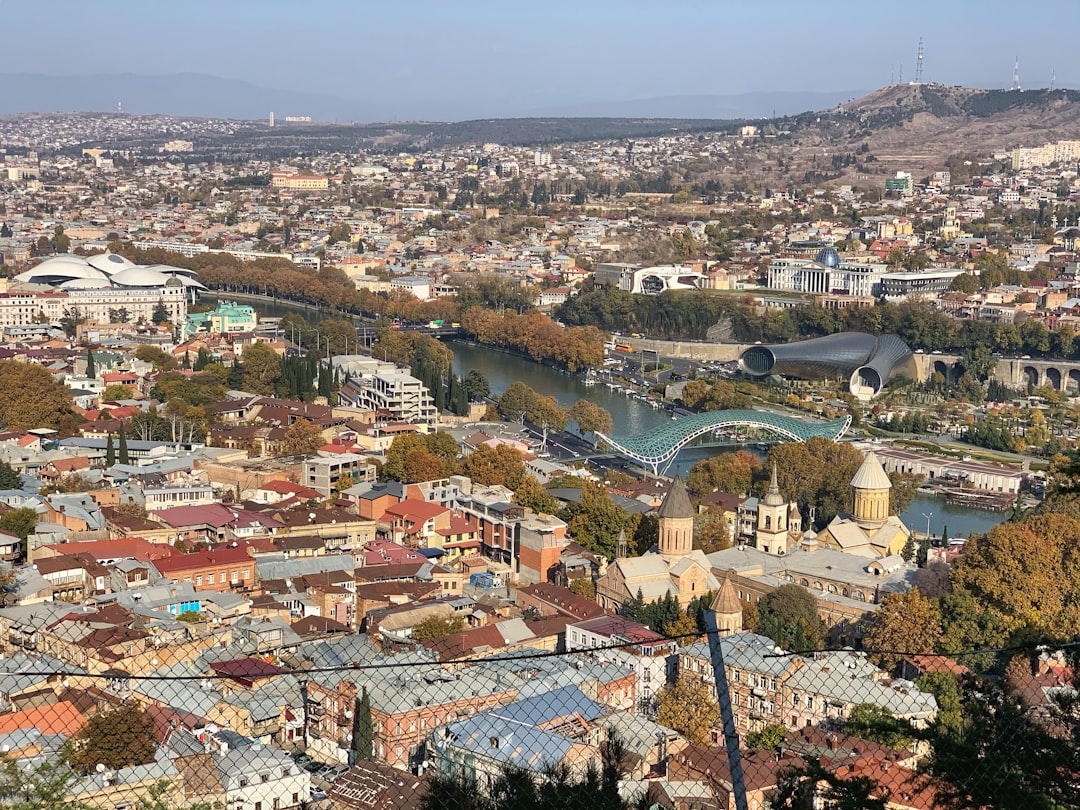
(597, 409), (850, 474)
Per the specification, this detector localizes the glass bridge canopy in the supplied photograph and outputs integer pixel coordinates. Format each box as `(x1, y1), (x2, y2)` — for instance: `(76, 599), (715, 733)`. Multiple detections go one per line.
(595, 409), (851, 474)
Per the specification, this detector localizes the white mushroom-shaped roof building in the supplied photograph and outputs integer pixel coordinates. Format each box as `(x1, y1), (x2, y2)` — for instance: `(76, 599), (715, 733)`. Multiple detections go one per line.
(14, 254), (203, 291)
(86, 252), (136, 274)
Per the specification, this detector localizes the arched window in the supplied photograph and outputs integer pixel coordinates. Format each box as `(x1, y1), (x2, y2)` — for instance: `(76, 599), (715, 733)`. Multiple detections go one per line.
(764, 515), (772, 530)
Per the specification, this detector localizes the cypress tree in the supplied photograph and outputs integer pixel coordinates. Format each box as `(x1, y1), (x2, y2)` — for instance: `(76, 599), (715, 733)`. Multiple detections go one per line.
(118, 423), (130, 465)
(85, 348), (96, 379)
(351, 686), (374, 763)
(105, 433), (116, 467)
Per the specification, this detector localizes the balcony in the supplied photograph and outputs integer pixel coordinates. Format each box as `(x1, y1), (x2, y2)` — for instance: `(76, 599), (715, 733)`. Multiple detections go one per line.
(308, 704), (325, 717)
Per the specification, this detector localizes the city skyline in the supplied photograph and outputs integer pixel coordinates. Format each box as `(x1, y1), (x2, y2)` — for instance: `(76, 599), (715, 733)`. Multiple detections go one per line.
(2, 0), (1078, 121)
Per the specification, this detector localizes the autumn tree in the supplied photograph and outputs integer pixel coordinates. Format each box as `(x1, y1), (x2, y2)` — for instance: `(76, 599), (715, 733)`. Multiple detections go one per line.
(765, 439), (864, 528)
(687, 450), (760, 496)
(693, 514), (732, 554)
(373, 431), (461, 484)
(948, 513), (1080, 643)
(663, 612), (701, 646)
(569, 399), (613, 436)
(656, 677), (720, 746)
(241, 342), (282, 396)
(411, 614), (466, 641)
(512, 474), (561, 515)
(862, 587), (943, 672)
(69, 701), (156, 773)
(0, 360), (74, 430)
(568, 577), (596, 600)
(755, 584), (825, 652)
(133, 343), (178, 372)
(280, 418), (324, 456)
(462, 444), (525, 487)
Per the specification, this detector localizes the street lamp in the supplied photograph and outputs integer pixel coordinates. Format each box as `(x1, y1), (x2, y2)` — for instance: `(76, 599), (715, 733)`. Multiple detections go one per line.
(922, 511), (933, 541)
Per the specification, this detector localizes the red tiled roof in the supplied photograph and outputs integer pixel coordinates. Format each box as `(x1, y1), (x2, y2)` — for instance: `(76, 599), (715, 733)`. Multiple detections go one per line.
(152, 544), (252, 575)
(0, 701), (86, 737)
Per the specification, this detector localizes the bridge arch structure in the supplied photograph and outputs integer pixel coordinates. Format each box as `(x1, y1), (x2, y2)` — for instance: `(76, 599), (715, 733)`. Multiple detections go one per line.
(595, 409), (851, 475)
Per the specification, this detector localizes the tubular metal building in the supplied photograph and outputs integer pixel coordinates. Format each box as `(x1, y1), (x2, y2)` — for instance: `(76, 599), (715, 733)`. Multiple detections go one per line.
(738, 332), (914, 400)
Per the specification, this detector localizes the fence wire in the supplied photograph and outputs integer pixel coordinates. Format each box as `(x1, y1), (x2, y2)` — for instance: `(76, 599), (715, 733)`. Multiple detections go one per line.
(0, 624), (1074, 810)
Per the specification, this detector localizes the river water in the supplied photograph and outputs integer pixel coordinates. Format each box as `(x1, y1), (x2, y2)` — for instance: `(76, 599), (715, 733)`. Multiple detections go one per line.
(224, 294), (1009, 538)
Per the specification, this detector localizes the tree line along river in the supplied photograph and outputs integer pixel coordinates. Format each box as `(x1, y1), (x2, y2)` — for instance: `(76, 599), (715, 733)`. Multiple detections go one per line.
(222, 294), (1008, 540)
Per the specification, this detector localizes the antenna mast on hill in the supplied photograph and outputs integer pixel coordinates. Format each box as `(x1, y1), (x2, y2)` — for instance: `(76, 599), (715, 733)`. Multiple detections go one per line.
(914, 37), (924, 84)
(1012, 57), (1022, 91)
(1051, 68), (1056, 91)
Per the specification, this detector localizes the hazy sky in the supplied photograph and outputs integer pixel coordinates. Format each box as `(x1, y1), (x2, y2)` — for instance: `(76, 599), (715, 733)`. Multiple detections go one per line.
(5, 0), (1076, 107)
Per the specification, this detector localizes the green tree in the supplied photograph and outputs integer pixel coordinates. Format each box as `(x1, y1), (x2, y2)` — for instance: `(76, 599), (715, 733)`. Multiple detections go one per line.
(0, 508), (37, 557)
(351, 686), (374, 763)
(411, 614), (466, 641)
(0, 460), (21, 490)
(565, 483), (631, 560)
(915, 671), (963, 740)
(51, 225), (70, 254)
(69, 701), (156, 773)
(101, 384), (135, 401)
(655, 677), (720, 746)
(843, 704), (913, 748)
(85, 348), (96, 379)
(755, 584), (825, 652)
(497, 381), (535, 423)
(117, 422), (129, 465)
(462, 370), (490, 401)
(151, 300), (170, 324)
(746, 723), (788, 750)
(512, 474), (561, 515)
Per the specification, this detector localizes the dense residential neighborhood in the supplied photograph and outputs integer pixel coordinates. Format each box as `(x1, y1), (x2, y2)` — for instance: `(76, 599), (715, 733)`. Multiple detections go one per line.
(0, 98), (1073, 810)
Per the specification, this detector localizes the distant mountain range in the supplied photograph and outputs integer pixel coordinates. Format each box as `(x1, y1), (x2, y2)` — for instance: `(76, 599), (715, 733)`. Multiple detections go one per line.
(0, 72), (868, 122)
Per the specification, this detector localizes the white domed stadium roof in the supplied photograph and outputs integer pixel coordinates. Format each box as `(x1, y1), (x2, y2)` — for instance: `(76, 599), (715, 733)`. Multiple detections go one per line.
(14, 256), (109, 285)
(58, 277), (113, 289)
(86, 253), (136, 274)
(144, 263), (198, 278)
(110, 267), (171, 287)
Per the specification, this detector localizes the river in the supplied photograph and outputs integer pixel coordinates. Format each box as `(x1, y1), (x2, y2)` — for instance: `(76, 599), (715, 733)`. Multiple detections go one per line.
(226, 293), (1009, 538)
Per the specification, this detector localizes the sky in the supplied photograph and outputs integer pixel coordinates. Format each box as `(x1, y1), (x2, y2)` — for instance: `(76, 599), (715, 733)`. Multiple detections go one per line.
(4, 0), (1078, 118)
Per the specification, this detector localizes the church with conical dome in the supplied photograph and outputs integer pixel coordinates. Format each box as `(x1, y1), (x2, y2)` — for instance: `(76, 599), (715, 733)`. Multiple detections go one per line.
(595, 476), (720, 613)
(813, 451), (910, 558)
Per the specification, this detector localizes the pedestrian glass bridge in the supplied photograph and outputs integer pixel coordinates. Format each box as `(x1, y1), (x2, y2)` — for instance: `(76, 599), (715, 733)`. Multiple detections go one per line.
(595, 409), (851, 474)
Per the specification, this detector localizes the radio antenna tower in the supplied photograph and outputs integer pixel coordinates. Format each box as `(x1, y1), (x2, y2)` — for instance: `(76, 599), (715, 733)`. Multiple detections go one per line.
(914, 37), (924, 84)
(1012, 57), (1021, 91)
(1051, 68), (1056, 91)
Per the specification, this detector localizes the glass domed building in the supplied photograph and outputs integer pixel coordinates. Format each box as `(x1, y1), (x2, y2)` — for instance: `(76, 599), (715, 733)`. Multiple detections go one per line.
(815, 245), (840, 268)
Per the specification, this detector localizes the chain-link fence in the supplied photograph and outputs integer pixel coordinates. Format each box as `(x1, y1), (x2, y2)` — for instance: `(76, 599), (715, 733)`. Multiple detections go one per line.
(0, 611), (1074, 810)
